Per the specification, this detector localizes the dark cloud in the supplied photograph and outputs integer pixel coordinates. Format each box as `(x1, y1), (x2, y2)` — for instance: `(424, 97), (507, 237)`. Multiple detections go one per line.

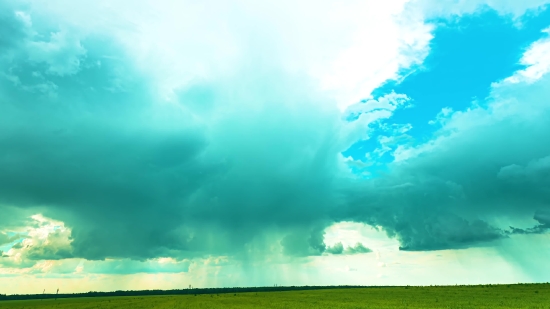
(0, 2), (549, 267)
(0, 233), (18, 246)
(325, 242), (372, 254)
(345, 242), (372, 254)
(534, 209), (550, 225)
(0, 4), (29, 52)
(334, 73), (550, 251)
(0, 15), (220, 260)
(281, 226), (328, 257)
(335, 179), (507, 251)
(0, 4), (341, 261)
(325, 242), (344, 254)
(509, 209), (550, 234)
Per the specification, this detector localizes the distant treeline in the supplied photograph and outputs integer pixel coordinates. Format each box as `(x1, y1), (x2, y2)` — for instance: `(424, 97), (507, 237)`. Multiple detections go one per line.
(0, 285), (369, 301)
(1, 283), (547, 301)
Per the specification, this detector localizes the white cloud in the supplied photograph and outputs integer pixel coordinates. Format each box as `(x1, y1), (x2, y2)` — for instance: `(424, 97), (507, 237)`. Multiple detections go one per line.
(339, 92), (412, 153)
(345, 92), (411, 117)
(415, 0), (550, 19)
(1, 214), (73, 266)
(20, 0), (432, 111)
(394, 29), (550, 163)
(504, 28), (550, 84)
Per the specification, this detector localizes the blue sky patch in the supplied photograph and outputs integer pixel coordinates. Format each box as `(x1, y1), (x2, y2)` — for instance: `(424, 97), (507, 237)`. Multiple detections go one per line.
(344, 6), (550, 164)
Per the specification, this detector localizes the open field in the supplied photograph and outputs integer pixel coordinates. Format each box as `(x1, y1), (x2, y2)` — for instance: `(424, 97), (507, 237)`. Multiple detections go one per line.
(1, 284), (549, 309)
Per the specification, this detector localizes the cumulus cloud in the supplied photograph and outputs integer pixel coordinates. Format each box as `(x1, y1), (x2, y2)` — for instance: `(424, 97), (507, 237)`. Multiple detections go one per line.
(335, 31), (550, 251)
(0, 215), (73, 267)
(505, 27), (550, 83)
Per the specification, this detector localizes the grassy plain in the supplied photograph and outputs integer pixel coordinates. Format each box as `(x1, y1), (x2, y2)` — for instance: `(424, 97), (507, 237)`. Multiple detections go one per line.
(1, 284), (549, 309)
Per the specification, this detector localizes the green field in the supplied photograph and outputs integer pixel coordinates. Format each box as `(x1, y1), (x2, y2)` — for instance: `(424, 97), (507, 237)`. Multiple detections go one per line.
(1, 284), (549, 308)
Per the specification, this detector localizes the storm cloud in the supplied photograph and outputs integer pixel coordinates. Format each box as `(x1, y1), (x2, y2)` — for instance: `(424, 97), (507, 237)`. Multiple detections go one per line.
(0, 0), (549, 270)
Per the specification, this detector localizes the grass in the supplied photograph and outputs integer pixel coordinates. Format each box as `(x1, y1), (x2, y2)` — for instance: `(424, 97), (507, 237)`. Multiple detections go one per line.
(1, 284), (549, 308)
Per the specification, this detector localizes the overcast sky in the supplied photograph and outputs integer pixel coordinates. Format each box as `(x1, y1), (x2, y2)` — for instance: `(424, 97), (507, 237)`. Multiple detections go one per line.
(1, 0), (550, 294)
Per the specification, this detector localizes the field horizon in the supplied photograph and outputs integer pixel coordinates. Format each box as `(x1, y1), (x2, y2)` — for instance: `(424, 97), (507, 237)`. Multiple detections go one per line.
(2, 283), (549, 300)
(1, 284), (549, 308)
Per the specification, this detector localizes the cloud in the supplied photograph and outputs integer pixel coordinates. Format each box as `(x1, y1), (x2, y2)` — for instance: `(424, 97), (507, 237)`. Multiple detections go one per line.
(0, 215), (73, 268)
(325, 242), (372, 255)
(0, 233), (19, 246)
(0, 8), (30, 52)
(27, 31), (87, 76)
(325, 242), (344, 255)
(280, 226), (328, 257)
(19, 0), (433, 111)
(0, 0), (549, 277)
(498, 155), (550, 188)
(505, 28), (550, 83)
(0, 0), (432, 264)
(509, 209), (550, 234)
(415, 0), (550, 18)
(345, 242), (373, 254)
(335, 30), (550, 251)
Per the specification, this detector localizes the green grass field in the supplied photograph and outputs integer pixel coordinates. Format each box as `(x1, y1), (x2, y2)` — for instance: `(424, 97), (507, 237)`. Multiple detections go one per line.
(1, 284), (549, 308)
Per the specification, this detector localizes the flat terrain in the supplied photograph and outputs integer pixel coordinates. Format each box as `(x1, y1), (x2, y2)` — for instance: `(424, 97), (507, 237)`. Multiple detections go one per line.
(1, 284), (549, 308)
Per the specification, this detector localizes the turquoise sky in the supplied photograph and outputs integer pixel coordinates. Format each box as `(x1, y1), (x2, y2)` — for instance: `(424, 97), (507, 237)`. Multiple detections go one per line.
(1, 0), (550, 293)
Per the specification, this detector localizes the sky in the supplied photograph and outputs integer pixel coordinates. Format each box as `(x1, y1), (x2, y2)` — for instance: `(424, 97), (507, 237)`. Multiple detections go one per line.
(1, 0), (550, 294)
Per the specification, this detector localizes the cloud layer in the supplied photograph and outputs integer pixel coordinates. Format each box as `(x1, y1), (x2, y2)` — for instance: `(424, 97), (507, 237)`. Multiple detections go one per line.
(0, 0), (549, 278)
